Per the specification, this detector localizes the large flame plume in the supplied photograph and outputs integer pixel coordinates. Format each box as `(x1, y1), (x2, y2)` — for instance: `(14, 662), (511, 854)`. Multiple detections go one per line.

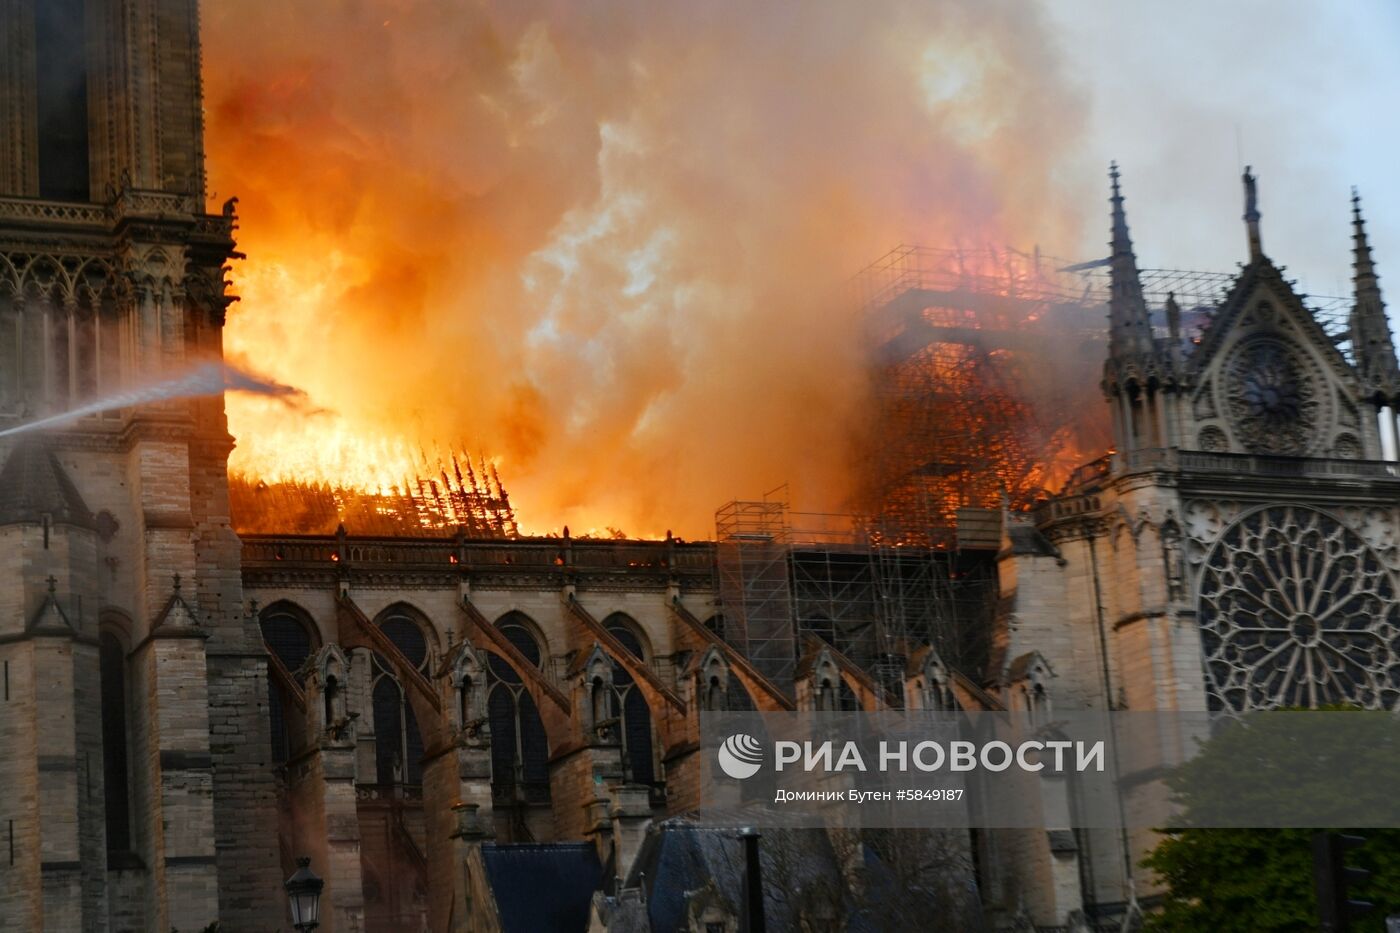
(203, 1), (1092, 538)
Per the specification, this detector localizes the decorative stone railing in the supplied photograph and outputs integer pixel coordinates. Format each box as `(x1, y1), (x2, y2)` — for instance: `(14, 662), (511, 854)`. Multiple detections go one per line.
(0, 197), (108, 225)
(1035, 492), (1105, 524)
(241, 533), (717, 577)
(1113, 447), (1400, 480)
(112, 189), (199, 217)
(0, 191), (234, 238)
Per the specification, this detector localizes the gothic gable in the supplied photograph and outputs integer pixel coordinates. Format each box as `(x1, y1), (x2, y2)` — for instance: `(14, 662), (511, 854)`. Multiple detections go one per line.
(1186, 259), (1368, 458)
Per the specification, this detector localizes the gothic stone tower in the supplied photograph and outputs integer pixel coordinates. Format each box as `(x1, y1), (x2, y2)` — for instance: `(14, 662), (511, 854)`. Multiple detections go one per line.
(993, 165), (1400, 921)
(0, 2), (282, 930)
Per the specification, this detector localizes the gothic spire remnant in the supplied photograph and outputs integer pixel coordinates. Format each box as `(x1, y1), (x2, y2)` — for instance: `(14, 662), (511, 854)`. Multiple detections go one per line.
(1349, 187), (1399, 396)
(1108, 162), (1154, 358)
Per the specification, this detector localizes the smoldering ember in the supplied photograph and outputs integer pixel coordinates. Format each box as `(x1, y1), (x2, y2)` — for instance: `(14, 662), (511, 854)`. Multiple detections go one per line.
(2, 2), (1399, 932)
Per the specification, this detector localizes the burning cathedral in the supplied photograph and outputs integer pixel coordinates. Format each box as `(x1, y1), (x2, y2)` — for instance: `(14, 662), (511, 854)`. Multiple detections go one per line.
(2, 3), (1399, 932)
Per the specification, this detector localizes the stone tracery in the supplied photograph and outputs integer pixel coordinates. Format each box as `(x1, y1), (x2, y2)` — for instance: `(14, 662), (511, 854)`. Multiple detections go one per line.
(1222, 336), (1323, 455)
(1198, 504), (1400, 711)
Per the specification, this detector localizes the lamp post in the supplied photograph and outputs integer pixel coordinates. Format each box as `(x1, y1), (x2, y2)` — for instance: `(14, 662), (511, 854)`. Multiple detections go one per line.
(284, 856), (324, 932)
(739, 828), (765, 933)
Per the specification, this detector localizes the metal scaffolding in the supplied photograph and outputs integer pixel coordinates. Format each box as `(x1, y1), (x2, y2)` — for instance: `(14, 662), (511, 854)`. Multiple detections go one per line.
(856, 246), (1353, 345)
(715, 497), (797, 686)
(853, 246), (1109, 544)
(852, 245), (1354, 544)
(716, 500), (999, 700)
(714, 245), (1354, 695)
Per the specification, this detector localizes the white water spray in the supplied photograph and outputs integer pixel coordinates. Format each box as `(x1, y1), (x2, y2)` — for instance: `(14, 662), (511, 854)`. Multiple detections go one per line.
(0, 362), (308, 439)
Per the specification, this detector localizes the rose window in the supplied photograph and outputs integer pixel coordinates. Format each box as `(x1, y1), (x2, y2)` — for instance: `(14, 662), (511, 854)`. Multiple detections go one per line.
(1223, 337), (1321, 455)
(1198, 505), (1400, 711)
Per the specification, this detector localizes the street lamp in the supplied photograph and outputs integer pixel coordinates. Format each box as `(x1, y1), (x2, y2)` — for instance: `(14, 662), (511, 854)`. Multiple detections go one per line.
(738, 828), (765, 933)
(284, 856), (324, 932)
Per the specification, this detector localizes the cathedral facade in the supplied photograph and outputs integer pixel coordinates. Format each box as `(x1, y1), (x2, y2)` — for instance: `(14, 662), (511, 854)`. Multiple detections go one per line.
(0, 1), (281, 930)
(2, 3), (1399, 932)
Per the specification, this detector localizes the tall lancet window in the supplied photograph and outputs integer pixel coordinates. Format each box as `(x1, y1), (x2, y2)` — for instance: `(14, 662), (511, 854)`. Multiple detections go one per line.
(371, 609), (431, 786)
(603, 615), (657, 787)
(32, 0), (91, 201)
(260, 605), (315, 765)
(485, 615), (551, 806)
(0, 296), (18, 415)
(99, 631), (132, 854)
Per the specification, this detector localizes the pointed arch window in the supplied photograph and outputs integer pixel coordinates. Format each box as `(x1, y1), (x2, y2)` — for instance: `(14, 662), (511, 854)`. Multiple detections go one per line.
(260, 606), (315, 765)
(1025, 681), (1050, 726)
(725, 672), (755, 711)
(99, 630), (132, 854)
(486, 616), (551, 805)
(371, 609), (431, 786)
(816, 672), (860, 712)
(32, 0), (91, 201)
(324, 673), (340, 730)
(603, 616), (656, 787)
(699, 658), (755, 713)
(924, 665), (956, 713)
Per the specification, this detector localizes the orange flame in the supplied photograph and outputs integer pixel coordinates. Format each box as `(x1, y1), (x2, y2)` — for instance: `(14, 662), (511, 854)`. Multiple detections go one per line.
(853, 246), (1111, 539)
(203, 2), (1094, 539)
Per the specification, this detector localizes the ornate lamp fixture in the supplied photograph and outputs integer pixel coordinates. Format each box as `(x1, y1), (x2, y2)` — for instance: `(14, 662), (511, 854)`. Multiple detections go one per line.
(284, 856), (324, 932)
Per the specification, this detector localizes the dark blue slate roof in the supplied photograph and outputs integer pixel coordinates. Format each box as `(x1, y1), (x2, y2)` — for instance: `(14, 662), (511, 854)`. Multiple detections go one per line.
(0, 441), (93, 528)
(629, 823), (856, 932)
(481, 842), (602, 933)
(625, 821), (982, 932)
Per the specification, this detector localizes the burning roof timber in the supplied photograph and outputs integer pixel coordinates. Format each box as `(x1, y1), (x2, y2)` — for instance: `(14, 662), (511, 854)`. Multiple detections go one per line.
(225, 243), (1355, 544)
(229, 451), (517, 537)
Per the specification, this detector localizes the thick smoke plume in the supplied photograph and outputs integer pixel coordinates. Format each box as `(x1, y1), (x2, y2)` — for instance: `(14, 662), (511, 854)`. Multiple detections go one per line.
(204, 1), (1091, 537)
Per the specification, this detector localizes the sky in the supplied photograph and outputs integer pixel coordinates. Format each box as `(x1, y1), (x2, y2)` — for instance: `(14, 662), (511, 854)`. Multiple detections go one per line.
(205, 1), (1400, 538)
(1046, 0), (1400, 299)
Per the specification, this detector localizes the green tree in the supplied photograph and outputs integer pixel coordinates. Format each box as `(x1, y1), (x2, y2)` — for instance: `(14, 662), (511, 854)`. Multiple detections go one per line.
(1142, 709), (1400, 932)
(1143, 827), (1400, 932)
